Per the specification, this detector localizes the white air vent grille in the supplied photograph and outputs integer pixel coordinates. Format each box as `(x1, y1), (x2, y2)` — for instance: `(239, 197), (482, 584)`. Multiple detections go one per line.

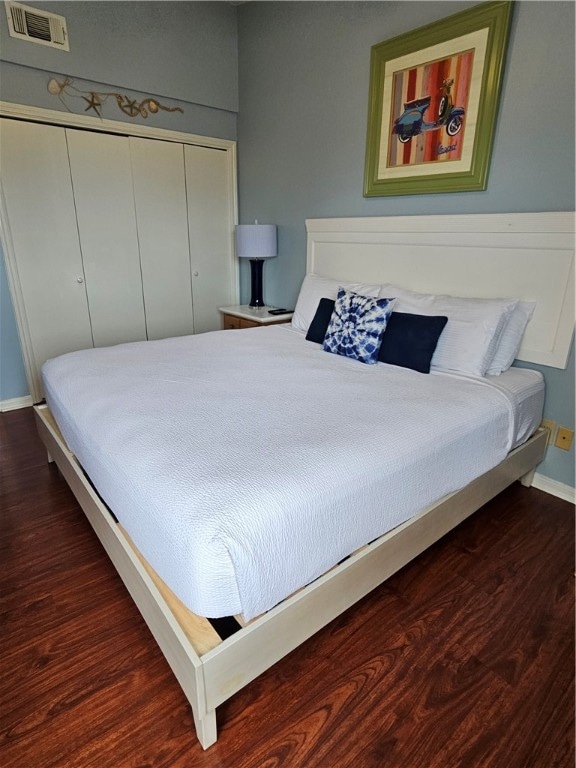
(5, 2), (69, 50)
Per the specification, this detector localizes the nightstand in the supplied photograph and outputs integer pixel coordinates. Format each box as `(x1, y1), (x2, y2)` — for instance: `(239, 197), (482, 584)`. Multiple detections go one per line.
(219, 305), (294, 330)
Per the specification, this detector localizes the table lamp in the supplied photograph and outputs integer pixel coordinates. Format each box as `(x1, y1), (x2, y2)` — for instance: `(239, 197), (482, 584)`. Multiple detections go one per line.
(235, 221), (277, 308)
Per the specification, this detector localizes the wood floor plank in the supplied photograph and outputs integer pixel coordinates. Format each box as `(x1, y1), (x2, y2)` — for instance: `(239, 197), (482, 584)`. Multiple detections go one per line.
(1, 408), (573, 767)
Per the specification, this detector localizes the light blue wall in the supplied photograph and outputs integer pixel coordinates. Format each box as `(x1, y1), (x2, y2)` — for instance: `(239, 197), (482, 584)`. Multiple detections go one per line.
(517, 344), (575, 485)
(0, 60), (238, 139)
(1, 1), (239, 112)
(236, 1), (575, 487)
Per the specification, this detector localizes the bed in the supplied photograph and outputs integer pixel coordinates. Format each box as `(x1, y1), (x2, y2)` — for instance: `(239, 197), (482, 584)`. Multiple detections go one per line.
(34, 211), (574, 749)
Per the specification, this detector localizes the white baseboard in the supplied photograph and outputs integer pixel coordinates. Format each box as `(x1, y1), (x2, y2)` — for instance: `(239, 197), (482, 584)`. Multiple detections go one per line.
(532, 472), (576, 504)
(1, 395), (33, 412)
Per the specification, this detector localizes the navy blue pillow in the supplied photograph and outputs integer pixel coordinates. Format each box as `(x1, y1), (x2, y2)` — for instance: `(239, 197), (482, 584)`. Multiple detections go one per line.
(377, 312), (448, 373)
(306, 298), (447, 374)
(305, 297), (336, 343)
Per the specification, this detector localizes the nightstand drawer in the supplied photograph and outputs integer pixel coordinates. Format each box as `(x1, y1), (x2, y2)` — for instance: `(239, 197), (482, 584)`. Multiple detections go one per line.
(222, 314), (270, 329)
(222, 313), (242, 330)
(219, 305), (294, 330)
(239, 318), (260, 329)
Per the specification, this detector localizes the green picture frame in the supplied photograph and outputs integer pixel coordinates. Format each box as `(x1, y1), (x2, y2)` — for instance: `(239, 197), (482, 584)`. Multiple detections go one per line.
(364, 1), (513, 197)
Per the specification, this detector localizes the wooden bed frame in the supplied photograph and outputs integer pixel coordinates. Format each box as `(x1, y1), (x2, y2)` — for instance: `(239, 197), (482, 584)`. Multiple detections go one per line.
(33, 212), (574, 749)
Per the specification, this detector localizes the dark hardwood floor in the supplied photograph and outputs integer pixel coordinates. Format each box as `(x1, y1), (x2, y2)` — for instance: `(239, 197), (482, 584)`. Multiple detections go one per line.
(1, 407), (574, 768)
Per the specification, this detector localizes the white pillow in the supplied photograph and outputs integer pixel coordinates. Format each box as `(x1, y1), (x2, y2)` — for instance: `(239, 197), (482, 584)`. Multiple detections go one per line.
(379, 283), (519, 376)
(486, 301), (536, 375)
(292, 274), (381, 333)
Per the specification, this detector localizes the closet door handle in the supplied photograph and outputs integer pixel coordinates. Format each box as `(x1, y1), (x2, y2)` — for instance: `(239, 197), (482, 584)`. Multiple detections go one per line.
(193, 271), (199, 277)
(76, 277), (84, 283)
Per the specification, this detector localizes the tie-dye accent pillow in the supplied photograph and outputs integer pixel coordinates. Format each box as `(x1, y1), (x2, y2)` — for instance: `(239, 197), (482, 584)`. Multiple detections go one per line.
(323, 288), (396, 364)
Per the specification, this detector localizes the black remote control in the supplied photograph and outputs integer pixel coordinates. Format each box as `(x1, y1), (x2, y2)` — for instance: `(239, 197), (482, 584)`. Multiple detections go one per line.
(268, 308), (290, 315)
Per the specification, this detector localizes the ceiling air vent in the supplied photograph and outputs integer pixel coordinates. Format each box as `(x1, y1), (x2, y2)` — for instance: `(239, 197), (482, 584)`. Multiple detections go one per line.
(5, 1), (69, 50)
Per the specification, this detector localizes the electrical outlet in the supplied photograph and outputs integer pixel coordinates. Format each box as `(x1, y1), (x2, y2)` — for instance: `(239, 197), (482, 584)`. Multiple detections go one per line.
(555, 427), (574, 451)
(540, 419), (557, 445)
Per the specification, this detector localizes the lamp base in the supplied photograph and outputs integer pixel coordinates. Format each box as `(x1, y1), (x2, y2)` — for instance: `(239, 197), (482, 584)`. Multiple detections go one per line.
(248, 259), (265, 308)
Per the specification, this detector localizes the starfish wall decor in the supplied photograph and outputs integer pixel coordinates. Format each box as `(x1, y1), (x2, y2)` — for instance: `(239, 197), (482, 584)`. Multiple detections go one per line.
(47, 78), (184, 119)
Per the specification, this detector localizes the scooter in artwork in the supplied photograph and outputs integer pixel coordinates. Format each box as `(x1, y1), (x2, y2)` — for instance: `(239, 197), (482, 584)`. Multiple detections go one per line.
(392, 78), (465, 144)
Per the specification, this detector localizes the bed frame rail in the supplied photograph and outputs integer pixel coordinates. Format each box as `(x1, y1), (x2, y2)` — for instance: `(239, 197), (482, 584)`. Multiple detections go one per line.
(200, 428), (547, 712)
(33, 405), (216, 747)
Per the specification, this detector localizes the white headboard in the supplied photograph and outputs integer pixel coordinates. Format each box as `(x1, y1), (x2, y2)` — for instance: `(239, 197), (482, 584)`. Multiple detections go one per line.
(306, 212), (574, 369)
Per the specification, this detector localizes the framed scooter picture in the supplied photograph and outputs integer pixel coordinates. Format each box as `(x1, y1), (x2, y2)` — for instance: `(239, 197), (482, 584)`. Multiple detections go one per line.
(364, 1), (513, 197)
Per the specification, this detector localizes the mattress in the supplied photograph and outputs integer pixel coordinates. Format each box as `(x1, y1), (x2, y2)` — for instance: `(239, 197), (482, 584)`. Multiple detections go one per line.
(42, 325), (544, 620)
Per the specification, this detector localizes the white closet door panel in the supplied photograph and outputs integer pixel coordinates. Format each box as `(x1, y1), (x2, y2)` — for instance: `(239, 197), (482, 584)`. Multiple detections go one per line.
(66, 129), (146, 348)
(130, 137), (194, 340)
(0, 119), (93, 398)
(185, 145), (235, 334)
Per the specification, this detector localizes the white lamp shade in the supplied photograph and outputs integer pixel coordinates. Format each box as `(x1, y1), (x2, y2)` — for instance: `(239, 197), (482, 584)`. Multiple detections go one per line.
(235, 224), (277, 259)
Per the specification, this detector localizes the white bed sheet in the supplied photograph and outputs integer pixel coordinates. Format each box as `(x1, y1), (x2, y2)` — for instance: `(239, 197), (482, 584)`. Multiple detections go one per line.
(42, 326), (543, 620)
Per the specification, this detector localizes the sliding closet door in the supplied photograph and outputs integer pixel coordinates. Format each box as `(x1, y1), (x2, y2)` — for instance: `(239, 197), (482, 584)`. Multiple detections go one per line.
(184, 145), (236, 334)
(66, 129), (147, 348)
(0, 119), (93, 401)
(130, 137), (194, 340)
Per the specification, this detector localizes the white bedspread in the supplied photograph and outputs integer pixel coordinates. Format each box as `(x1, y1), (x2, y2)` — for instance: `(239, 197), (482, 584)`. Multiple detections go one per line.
(42, 326), (542, 620)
